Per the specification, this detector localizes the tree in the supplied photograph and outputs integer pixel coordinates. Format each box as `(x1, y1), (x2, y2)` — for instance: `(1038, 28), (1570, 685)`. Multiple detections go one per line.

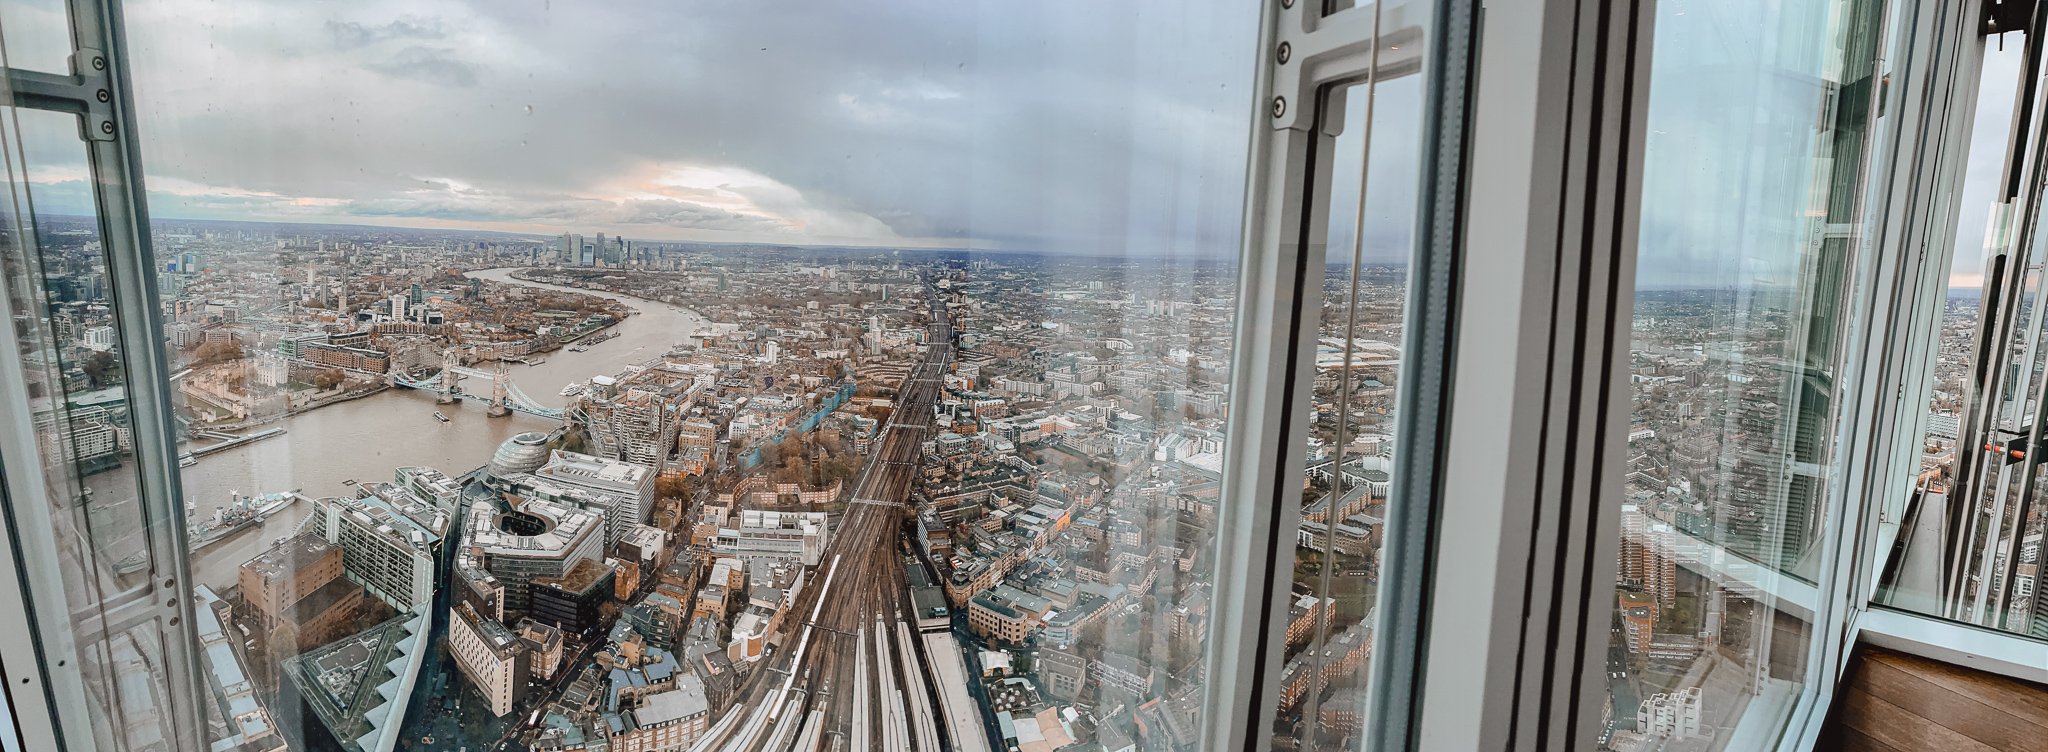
(191, 339), (244, 366)
(655, 474), (693, 504)
(80, 350), (118, 388)
(819, 456), (860, 486)
(310, 368), (345, 390)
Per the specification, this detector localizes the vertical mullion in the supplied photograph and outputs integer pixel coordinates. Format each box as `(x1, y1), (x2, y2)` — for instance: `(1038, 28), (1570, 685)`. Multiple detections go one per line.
(69, 1), (207, 750)
(1370, 0), (1474, 745)
(1197, 0), (1325, 745)
(1302, 9), (1384, 748)
(1418, 0), (1649, 747)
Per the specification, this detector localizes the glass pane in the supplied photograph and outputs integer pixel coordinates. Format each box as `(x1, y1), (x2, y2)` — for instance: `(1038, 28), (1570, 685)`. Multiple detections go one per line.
(0, 0), (72, 74)
(1, 105), (180, 749)
(1874, 31), (2048, 639)
(1266, 69), (1431, 747)
(125, 3), (1257, 751)
(1612, 0), (1885, 745)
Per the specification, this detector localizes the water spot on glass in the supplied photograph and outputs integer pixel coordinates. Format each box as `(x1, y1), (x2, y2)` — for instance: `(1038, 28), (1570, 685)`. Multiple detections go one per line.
(524, 104), (534, 115)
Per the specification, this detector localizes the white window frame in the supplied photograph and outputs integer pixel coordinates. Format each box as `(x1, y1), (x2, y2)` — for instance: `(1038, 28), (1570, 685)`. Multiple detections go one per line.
(1202, 0), (1474, 748)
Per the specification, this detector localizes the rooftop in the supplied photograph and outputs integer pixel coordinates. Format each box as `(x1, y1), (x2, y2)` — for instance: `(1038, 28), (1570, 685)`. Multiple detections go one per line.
(465, 495), (603, 558)
(631, 675), (710, 727)
(282, 610), (428, 752)
(535, 557), (614, 595)
(539, 449), (651, 490)
(289, 577), (366, 624)
(242, 532), (337, 582)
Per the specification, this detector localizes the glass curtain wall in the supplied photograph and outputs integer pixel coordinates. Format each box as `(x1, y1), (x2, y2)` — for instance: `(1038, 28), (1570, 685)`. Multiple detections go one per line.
(0, 17), (196, 752)
(1610, 0), (1889, 747)
(1926, 31), (2048, 640)
(11, 2), (1268, 752)
(1874, 41), (2035, 635)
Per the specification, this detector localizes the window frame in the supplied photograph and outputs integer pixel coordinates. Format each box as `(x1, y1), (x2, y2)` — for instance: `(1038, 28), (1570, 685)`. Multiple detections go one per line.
(1417, 0), (1659, 747)
(0, 0), (206, 750)
(1200, 0), (1474, 748)
(1838, 0), (2048, 703)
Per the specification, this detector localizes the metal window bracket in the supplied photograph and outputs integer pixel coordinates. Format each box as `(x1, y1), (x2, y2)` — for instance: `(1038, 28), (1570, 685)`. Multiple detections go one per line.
(0, 1), (210, 749)
(1268, 2), (1425, 135)
(8, 49), (118, 141)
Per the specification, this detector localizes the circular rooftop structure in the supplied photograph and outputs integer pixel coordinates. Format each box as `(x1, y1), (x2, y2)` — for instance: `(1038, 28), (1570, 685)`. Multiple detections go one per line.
(489, 431), (551, 476)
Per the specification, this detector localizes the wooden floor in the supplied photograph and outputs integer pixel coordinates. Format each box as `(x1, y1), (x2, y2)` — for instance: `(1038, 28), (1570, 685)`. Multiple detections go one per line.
(1819, 646), (2048, 751)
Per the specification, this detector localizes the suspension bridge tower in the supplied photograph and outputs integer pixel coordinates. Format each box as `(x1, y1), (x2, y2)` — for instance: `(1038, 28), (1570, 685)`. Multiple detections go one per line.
(488, 363), (511, 417)
(437, 349), (459, 404)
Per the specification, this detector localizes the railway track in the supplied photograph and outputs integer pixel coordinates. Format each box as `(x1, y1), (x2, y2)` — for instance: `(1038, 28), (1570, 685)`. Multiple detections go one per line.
(697, 279), (980, 752)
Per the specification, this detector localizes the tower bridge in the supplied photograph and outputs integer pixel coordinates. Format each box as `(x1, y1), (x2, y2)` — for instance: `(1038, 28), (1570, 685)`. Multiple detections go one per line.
(385, 349), (565, 419)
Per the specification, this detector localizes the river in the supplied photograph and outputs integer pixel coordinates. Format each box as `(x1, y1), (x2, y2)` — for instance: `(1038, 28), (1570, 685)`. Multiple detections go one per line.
(81, 268), (709, 591)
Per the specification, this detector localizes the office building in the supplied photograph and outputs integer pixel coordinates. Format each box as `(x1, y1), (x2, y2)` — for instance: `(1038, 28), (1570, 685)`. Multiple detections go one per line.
(492, 449), (655, 546)
(238, 533), (344, 627)
(608, 675), (712, 752)
(710, 510), (830, 567)
(531, 558), (615, 635)
(307, 486), (448, 611)
(449, 601), (529, 718)
(459, 494), (605, 617)
(967, 584), (1050, 644)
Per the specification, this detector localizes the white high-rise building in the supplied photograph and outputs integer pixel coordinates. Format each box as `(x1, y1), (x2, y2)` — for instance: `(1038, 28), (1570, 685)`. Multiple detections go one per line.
(448, 601), (527, 717)
(83, 326), (116, 352)
(497, 450), (656, 546)
(1637, 688), (1702, 739)
(310, 491), (447, 610)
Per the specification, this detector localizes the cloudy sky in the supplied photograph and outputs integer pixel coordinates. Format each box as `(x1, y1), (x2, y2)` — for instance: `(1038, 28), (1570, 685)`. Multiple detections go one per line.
(5, 0), (1290, 257)
(1946, 43), (2024, 289)
(1, 1), (1997, 281)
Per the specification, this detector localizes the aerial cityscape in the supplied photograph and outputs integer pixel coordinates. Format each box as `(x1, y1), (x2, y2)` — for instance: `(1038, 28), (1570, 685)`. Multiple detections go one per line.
(8, 1), (2040, 750)
(22, 201), (2002, 752)
(13, 193), (2013, 752)
(21, 214), (1347, 752)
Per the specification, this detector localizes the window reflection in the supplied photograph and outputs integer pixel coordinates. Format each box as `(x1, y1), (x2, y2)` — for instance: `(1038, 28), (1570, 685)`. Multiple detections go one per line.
(1610, 0), (1885, 745)
(3, 105), (182, 751)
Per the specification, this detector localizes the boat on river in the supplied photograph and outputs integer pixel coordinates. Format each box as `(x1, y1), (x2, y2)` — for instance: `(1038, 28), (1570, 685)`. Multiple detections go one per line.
(434, 411), (450, 423)
(188, 491), (303, 551)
